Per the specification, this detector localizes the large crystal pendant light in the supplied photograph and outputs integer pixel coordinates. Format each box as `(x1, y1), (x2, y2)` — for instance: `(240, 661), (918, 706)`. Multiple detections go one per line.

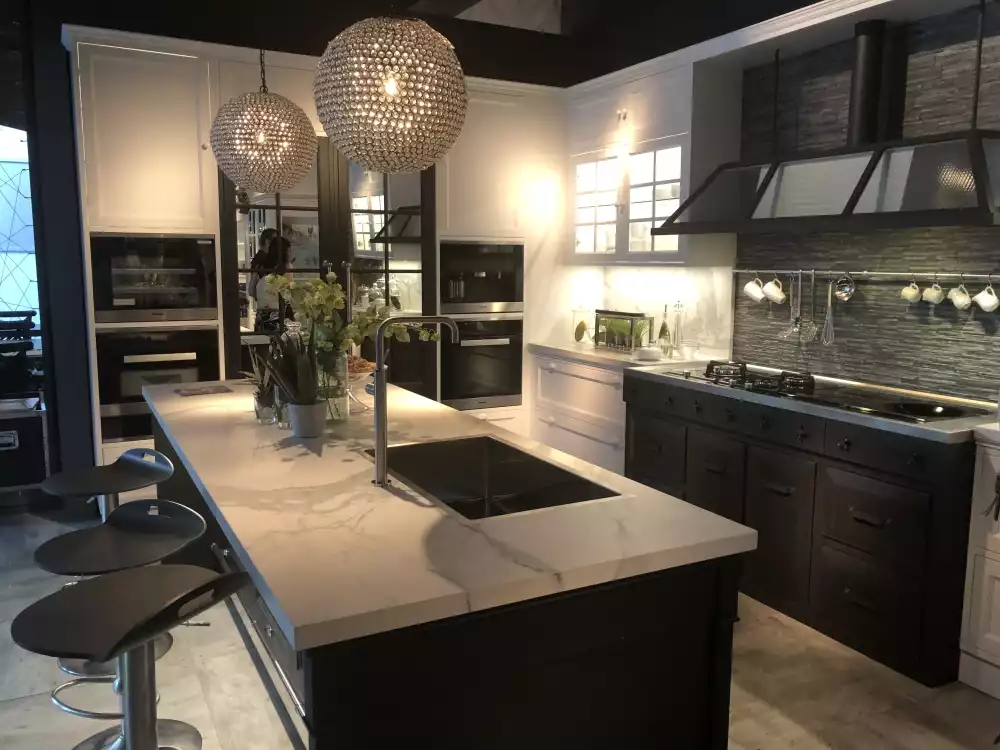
(314, 17), (468, 174)
(211, 50), (317, 193)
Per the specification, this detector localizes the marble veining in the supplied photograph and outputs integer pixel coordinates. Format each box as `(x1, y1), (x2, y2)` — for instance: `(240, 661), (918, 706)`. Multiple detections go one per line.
(144, 381), (756, 650)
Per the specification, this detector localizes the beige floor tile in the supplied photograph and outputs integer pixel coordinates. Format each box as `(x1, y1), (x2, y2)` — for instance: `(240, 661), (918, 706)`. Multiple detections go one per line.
(0, 619), (69, 703)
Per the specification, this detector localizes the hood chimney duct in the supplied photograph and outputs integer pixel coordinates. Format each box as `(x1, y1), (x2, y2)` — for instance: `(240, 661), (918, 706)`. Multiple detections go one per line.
(848, 20), (886, 146)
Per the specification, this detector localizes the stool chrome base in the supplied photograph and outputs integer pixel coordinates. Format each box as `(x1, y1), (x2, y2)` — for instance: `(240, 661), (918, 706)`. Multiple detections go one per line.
(59, 633), (174, 678)
(70, 719), (202, 750)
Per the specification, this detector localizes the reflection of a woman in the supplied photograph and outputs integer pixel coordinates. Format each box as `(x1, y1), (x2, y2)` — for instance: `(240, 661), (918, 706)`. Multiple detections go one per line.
(250, 235), (293, 333)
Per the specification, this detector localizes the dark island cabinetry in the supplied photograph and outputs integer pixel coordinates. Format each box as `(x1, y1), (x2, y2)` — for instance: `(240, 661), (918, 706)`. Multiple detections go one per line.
(623, 373), (975, 686)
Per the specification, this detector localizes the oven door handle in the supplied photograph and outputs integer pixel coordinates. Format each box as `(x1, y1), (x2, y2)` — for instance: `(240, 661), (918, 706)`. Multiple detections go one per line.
(459, 338), (511, 347)
(122, 352), (198, 364)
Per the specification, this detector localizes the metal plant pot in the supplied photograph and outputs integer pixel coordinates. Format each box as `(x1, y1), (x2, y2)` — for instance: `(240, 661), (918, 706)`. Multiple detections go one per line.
(287, 402), (327, 438)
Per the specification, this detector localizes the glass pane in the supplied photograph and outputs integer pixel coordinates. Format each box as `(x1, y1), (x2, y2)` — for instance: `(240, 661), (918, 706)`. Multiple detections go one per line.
(631, 202), (653, 220)
(655, 182), (681, 200)
(576, 207), (596, 224)
(388, 271), (422, 314)
(595, 190), (618, 207)
(855, 140), (979, 213)
(577, 192), (596, 207)
(576, 162), (597, 193)
(654, 234), (679, 252)
(630, 152), (654, 185)
(575, 226), (595, 253)
(655, 199), (679, 219)
(352, 197), (369, 210)
(674, 164), (770, 224)
(595, 224), (616, 254)
(350, 164), (384, 206)
(596, 205), (617, 223)
(629, 222), (652, 252)
(597, 158), (620, 191)
(630, 186), (653, 203)
(656, 147), (682, 182)
(985, 138), (1000, 207)
(754, 152), (873, 218)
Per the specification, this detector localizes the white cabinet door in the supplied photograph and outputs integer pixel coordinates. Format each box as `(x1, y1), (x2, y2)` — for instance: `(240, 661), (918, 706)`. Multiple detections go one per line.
(968, 554), (1000, 659)
(78, 44), (216, 233)
(437, 89), (523, 239)
(970, 447), (1000, 556)
(532, 355), (626, 427)
(568, 66), (693, 156)
(532, 407), (624, 474)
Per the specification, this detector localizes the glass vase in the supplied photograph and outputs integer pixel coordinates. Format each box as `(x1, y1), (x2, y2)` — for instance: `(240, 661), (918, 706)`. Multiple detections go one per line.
(254, 394), (276, 425)
(274, 386), (290, 429)
(320, 350), (349, 422)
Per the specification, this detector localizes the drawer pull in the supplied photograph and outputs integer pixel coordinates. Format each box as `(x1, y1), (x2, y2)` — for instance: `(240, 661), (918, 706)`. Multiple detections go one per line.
(795, 427), (809, 443)
(544, 362), (622, 390)
(0, 430), (19, 451)
(760, 415), (770, 430)
(848, 506), (890, 529)
(842, 587), (880, 614)
(764, 482), (795, 497)
(693, 400), (702, 413)
(664, 396), (674, 407)
(838, 438), (852, 452)
(724, 407), (736, 422)
(265, 624), (274, 638)
(704, 464), (726, 476)
(540, 416), (622, 449)
(906, 453), (923, 468)
(983, 493), (1000, 522)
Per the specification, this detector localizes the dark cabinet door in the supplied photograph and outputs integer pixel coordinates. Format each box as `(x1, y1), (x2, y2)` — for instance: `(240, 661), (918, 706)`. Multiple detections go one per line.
(743, 446), (817, 611)
(686, 426), (745, 522)
(625, 414), (687, 496)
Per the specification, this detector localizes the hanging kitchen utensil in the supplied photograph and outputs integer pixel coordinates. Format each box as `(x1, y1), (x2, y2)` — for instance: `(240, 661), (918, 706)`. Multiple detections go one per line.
(834, 273), (856, 302)
(778, 272), (802, 339)
(821, 280), (836, 346)
(799, 270), (819, 341)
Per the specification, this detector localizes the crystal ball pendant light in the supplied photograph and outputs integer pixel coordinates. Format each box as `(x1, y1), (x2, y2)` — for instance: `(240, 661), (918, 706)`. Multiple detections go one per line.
(211, 50), (317, 193)
(314, 17), (468, 174)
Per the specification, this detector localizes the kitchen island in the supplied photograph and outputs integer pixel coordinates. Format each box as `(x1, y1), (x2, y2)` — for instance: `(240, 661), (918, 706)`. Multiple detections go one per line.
(144, 380), (756, 750)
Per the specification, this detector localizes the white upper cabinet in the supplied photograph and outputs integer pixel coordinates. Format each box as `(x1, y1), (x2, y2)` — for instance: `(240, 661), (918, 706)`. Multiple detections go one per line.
(77, 43), (216, 233)
(437, 84), (564, 240)
(568, 66), (693, 158)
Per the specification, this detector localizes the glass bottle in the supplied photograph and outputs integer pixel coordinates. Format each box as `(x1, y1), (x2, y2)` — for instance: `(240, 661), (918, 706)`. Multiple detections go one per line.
(657, 305), (673, 358)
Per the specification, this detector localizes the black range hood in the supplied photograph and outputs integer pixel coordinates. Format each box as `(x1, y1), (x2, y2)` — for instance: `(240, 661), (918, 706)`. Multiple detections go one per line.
(655, 10), (1000, 236)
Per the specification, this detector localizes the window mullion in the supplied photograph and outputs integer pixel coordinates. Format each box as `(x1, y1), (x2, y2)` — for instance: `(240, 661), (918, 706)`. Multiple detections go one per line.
(617, 156), (629, 255)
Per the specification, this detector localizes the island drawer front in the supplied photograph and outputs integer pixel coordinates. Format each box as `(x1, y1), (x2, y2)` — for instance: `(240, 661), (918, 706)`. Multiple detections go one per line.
(685, 426), (745, 522)
(625, 414), (686, 496)
(741, 403), (826, 453)
(534, 356), (625, 426)
(823, 421), (937, 480)
(817, 466), (929, 568)
(533, 406), (625, 474)
(811, 542), (921, 670)
(624, 377), (697, 420)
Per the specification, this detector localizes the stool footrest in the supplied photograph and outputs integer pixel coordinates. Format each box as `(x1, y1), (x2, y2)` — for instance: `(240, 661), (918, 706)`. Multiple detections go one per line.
(52, 677), (124, 721)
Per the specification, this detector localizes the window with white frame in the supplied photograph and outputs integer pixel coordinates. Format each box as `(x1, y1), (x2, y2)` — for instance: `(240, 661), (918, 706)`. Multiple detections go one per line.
(573, 145), (683, 255)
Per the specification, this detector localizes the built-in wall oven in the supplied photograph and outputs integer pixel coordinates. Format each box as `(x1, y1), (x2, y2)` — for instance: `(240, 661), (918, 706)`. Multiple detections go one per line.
(96, 327), (219, 441)
(440, 318), (523, 410)
(439, 241), (523, 314)
(90, 233), (218, 323)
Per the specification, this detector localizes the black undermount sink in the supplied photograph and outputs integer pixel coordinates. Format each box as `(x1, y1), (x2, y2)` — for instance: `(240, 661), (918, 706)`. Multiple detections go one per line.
(886, 401), (971, 420)
(365, 436), (619, 520)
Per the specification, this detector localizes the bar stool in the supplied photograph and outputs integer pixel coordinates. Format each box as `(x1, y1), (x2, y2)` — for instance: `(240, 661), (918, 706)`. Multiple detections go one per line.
(33, 499), (207, 721)
(39, 448), (176, 679)
(41, 448), (175, 520)
(12, 564), (248, 750)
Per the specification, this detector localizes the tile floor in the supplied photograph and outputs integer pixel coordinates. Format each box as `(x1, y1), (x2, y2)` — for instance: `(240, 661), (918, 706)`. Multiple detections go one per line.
(2, 508), (1000, 749)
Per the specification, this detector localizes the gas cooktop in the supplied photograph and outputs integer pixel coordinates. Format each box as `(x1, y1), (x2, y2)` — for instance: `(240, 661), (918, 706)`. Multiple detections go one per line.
(679, 361), (994, 425)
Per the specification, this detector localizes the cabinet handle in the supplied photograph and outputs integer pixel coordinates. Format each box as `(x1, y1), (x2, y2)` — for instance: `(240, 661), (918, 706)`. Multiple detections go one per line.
(724, 407), (736, 422)
(759, 415), (770, 430)
(704, 464), (726, 476)
(848, 506), (890, 528)
(265, 624), (274, 638)
(984, 492), (1000, 522)
(764, 483), (795, 497)
(664, 396), (674, 407)
(540, 416), (622, 449)
(838, 438), (852, 452)
(795, 427), (809, 442)
(693, 399), (702, 413)
(906, 453), (923, 468)
(842, 587), (880, 613)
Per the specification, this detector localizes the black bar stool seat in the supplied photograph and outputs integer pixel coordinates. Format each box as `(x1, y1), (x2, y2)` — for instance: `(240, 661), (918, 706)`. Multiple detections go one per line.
(12, 565), (248, 750)
(35, 500), (207, 577)
(41, 449), (174, 500)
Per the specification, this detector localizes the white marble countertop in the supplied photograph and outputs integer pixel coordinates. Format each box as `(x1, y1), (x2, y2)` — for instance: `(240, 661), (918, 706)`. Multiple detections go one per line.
(629, 367), (996, 444)
(144, 381), (756, 651)
(527, 339), (725, 370)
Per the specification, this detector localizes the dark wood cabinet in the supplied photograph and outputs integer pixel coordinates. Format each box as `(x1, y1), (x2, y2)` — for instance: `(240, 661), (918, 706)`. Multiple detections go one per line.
(743, 446), (816, 612)
(623, 371), (975, 687)
(686, 426), (745, 522)
(625, 415), (686, 496)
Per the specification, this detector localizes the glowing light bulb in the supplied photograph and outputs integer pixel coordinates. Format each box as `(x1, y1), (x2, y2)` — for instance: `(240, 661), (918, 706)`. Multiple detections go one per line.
(384, 77), (400, 97)
(257, 131), (266, 144)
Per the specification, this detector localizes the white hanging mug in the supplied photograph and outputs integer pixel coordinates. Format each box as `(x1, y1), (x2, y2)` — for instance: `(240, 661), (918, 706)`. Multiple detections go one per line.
(950, 284), (972, 310)
(900, 282), (921, 303)
(743, 277), (766, 303)
(922, 283), (945, 304)
(762, 277), (786, 304)
(974, 284), (999, 312)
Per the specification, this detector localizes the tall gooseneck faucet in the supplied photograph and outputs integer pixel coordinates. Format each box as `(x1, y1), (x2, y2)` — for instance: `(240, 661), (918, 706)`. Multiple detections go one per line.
(373, 316), (460, 487)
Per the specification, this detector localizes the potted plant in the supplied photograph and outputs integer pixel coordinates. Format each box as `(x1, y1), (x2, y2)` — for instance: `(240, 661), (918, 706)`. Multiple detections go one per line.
(262, 326), (327, 438)
(265, 274), (436, 421)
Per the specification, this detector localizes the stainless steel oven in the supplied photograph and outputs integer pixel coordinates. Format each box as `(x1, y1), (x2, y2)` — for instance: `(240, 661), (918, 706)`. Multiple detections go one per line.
(440, 318), (522, 410)
(91, 233), (218, 323)
(439, 241), (523, 314)
(96, 327), (220, 440)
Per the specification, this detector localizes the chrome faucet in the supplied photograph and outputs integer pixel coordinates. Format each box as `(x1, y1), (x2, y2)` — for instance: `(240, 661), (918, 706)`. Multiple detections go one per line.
(373, 316), (460, 487)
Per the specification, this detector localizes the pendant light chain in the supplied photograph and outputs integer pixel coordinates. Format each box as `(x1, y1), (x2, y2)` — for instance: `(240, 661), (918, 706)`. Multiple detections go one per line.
(259, 49), (268, 94)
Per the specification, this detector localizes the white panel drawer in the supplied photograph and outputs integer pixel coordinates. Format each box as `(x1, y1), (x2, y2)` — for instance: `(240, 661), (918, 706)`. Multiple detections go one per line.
(967, 553), (1000, 661)
(533, 356), (625, 427)
(532, 407), (624, 475)
(971, 446), (1000, 556)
